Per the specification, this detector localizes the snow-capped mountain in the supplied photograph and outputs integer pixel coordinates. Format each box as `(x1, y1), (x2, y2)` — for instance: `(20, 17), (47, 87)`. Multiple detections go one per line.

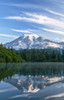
(4, 33), (63, 50)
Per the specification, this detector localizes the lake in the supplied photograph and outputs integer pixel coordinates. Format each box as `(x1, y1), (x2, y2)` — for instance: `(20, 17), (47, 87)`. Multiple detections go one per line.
(0, 62), (64, 100)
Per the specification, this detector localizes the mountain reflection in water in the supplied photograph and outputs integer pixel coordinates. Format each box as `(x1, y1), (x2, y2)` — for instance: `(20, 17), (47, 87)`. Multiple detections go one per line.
(1, 62), (64, 93)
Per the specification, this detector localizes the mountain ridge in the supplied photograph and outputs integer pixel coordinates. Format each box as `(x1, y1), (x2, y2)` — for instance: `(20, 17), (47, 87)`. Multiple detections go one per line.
(4, 33), (64, 50)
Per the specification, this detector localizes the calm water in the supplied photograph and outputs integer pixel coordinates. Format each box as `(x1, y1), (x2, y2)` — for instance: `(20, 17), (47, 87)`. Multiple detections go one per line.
(1, 63), (64, 100)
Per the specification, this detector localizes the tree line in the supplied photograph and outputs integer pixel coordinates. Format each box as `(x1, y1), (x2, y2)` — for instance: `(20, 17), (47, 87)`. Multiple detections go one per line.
(0, 44), (64, 63)
(15, 49), (64, 62)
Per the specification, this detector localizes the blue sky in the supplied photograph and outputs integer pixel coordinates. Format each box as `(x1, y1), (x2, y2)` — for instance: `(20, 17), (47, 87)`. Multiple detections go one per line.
(0, 0), (64, 43)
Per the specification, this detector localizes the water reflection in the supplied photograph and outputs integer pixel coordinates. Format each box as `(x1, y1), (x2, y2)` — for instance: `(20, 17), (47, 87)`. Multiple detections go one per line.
(4, 74), (64, 93)
(0, 63), (64, 93)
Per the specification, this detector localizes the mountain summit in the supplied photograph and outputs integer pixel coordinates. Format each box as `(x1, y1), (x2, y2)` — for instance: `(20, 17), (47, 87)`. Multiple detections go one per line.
(4, 33), (63, 50)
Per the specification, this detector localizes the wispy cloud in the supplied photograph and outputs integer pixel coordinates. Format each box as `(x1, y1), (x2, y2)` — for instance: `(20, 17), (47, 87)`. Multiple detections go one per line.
(10, 94), (29, 99)
(0, 88), (17, 93)
(1, 2), (64, 17)
(43, 28), (64, 35)
(3, 12), (64, 29)
(11, 29), (31, 33)
(45, 9), (64, 17)
(0, 33), (18, 38)
(4, 16), (23, 20)
(45, 93), (64, 100)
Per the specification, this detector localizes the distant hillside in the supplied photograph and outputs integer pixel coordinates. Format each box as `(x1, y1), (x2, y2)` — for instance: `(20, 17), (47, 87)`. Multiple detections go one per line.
(0, 44), (24, 63)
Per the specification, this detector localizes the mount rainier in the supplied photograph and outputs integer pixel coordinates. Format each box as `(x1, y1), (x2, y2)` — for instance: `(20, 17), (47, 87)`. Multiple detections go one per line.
(4, 33), (64, 50)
